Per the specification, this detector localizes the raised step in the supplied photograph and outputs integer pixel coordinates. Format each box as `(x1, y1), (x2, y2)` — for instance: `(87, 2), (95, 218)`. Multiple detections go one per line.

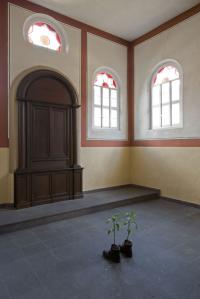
(0, 185), (160, 234)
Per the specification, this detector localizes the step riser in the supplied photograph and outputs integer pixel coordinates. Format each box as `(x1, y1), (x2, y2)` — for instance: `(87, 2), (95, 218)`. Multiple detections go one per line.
(0, 193), (159, 235)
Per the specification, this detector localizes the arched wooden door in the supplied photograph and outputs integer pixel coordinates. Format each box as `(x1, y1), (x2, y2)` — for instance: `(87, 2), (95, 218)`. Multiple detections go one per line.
(15, 70), (83, 208)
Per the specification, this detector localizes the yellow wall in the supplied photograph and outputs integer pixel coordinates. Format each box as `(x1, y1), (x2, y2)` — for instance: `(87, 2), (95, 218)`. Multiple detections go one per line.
(81, 147), (131, 191)
(0, 147), (131, 204)
(131, 147), (200, 205)
(0, 148), (12, 204)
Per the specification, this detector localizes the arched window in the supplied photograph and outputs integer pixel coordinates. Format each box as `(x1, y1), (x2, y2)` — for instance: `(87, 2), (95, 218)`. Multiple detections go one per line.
(24, 14), (68, 53)
(93, 72), (119, 129)
(151, 63), (182, 129)
(27, 22), (61, 51)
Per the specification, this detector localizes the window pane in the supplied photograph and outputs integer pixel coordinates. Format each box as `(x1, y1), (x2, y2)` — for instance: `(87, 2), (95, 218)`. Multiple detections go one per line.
(94, 107), (101, 127)
(28, 22), (61, 51)
(111, 90), (118, 108)
(152, 85), (160, 106)
(102, 88), (109, 107)
(162, 104), (170, 126)
(94, 86), (101, 105)
(172, 103), (180, 125)
(172, 80), (180, 102)
(162, 82), (170, 104)
(111, 109), (118, 128)
(152, 106), (160, 128)
(153, 65), (179, 85)
(102, 108), (109, 127)
(94, 72), (117, 88)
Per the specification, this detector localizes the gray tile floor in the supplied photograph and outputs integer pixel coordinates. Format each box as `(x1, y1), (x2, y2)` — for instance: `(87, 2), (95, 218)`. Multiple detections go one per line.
(0, 199), (200, 299)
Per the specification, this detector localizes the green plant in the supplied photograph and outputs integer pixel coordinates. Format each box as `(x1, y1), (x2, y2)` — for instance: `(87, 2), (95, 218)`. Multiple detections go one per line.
(106, 214), (121, 245)
(124, 210), (137, 241)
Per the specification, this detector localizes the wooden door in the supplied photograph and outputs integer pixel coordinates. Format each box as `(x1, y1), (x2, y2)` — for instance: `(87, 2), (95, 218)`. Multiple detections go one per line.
(29, 104), (72, 170)
(15, 70), (83, 208)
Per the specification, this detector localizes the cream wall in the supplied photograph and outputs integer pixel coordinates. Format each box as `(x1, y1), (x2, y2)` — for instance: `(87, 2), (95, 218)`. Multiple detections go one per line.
(0, 4), (131, 204)
(134, 12), (200, 140)
(131, 147), (200, 205)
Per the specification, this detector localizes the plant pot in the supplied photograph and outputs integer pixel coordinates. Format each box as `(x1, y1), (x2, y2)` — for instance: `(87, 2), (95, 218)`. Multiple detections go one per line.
(120, 239), (133, 258)
(103, 244), (120, 263)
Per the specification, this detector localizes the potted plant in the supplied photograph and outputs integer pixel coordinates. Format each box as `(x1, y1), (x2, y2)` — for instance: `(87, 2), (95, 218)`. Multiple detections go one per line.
(120, 210), (137, 258)
(103, 214), (121, 263)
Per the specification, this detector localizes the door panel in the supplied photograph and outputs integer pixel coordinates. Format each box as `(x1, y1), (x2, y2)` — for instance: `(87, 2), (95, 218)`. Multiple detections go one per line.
(26, 77), (72, 105)
(30, 105), (71, 169)
(51, 171), (73, 199)
(15, 175), (30, 207)
(32, 174), (51, 203)
(51, 108), (67, 158)
(31, 105), (50, 159)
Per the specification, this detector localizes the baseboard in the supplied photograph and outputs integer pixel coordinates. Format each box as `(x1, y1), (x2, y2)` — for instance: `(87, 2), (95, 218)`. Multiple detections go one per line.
(0, 203), (14, 209)
(162, 196), (200, 209)
(84, 184), (161, 195)
(83, 184), (133, 194)
(131, 184), (161, 194)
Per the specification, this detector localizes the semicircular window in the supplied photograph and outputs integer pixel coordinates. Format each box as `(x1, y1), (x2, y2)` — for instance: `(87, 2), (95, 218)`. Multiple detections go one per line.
(28, 22), (62, 52)
(93, 72), (119, 129)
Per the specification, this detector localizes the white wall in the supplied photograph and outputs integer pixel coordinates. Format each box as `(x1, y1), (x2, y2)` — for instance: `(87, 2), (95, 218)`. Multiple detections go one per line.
(9, 4), (81, 94)
(9, 3), (81, 169)
(134, 12), (200, 140)
(87, 33), (128, 140)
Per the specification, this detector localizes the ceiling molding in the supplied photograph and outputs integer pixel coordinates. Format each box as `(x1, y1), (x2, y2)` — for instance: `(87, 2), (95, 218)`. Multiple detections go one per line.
(132, 2), (200, 46)
(8, 0), (129, 46)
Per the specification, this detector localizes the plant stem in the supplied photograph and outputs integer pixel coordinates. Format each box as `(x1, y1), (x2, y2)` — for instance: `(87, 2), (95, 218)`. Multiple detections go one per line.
(114, 220), (116, 244)
(127, 221), (130, 240)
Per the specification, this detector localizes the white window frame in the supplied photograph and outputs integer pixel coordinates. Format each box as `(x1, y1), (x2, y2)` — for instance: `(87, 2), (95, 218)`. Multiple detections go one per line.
(150, 60), (183, 130)
(23, 14), (69, 53)
(87, 67), (128, 141)
(93, 85), (120, 131)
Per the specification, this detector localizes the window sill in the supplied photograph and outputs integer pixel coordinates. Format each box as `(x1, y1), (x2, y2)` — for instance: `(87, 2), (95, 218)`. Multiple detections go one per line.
(150, 125), (183, 131)
(87, 128), (128, 141)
